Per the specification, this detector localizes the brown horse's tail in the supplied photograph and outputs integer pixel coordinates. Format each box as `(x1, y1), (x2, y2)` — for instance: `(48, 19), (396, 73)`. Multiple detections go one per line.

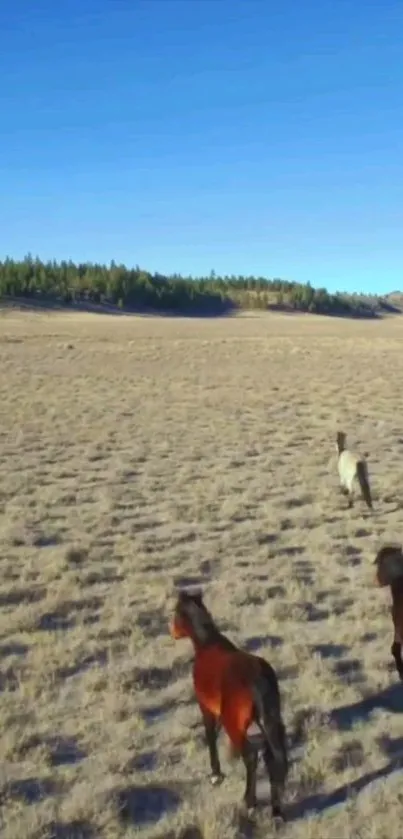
(356, 460), (373, 509)
(251, 662), (288, 783)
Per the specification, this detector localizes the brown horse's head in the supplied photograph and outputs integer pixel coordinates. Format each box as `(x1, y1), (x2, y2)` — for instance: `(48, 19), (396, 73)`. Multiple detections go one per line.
(170, 588), (219, 646)
(374, 544), (403, 587)
(170, 588), (205, 640)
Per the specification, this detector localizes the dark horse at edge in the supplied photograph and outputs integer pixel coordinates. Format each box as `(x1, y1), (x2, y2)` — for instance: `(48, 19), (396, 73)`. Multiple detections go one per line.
(170, 588), (289, 820)
(374, 543), (403, 680)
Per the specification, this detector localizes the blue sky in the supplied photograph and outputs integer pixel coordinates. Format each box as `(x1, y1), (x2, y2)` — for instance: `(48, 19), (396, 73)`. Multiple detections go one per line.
(1, 0), (402, 294)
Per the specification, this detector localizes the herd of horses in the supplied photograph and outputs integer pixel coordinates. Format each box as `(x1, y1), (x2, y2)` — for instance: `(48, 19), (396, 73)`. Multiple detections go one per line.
(168, 431), (403, 824)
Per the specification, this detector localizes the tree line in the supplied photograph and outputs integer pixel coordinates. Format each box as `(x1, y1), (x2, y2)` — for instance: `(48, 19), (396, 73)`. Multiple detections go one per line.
(0, 255), (378, 318)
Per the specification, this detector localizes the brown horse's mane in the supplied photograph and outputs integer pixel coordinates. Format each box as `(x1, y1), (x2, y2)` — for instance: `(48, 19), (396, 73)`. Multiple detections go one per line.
(176, 590), (237, 649)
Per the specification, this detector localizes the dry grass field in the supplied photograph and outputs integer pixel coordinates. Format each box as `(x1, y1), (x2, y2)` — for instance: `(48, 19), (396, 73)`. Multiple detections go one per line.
(2, 308), (403, 839)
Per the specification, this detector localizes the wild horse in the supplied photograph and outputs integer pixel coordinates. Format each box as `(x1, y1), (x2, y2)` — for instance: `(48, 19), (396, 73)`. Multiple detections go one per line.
(374, 544), (403, 680)
(170, 588), (288, 820)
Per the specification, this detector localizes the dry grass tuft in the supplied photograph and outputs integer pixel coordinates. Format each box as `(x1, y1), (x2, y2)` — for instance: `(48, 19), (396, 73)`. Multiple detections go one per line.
(1, 309), (403, 837)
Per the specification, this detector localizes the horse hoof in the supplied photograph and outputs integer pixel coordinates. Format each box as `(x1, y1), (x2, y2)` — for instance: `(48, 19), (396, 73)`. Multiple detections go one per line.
(210, 773), (224, 786)
(243, 799), (257, 815)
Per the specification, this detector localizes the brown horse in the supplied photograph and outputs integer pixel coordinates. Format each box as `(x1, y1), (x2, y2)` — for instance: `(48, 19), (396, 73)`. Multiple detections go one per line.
(374, 544), (403, 680)
(170, 588), (288, 819)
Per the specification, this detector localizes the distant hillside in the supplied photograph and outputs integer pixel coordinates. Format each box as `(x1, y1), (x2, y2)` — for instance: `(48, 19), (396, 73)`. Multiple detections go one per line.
(382, 292), (403, 312)
(347, 292), (403, 316)
(0, 255), (401, 319)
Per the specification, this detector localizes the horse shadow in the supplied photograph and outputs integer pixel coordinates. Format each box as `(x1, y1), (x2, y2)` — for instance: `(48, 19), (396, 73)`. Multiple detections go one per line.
(288, 682), (403, 821)
(288, 759), (402, 820)
(330, 682), (403, 731)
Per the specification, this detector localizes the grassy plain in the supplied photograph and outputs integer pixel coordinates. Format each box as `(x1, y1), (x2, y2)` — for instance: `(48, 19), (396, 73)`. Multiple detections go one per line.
(1, 308), (403, 839)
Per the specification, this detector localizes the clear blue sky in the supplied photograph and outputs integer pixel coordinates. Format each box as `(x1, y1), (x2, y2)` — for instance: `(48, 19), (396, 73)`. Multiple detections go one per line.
(1, 0), (402, 294)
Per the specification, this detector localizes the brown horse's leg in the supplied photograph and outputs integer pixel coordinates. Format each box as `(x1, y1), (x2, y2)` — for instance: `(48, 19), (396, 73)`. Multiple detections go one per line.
(262, 741), (286, 821)
(241, 740), (258, 811)
(391, 638), (403, 680)
(221, 694), (258, 810)
(201, 707), (223, 784)
(391, 598), (403, 680)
